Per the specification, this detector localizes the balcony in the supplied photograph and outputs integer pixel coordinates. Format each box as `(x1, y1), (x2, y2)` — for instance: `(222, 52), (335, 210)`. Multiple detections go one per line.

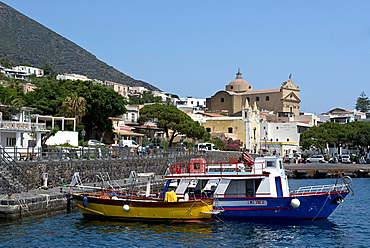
(0, 121), (47, 131)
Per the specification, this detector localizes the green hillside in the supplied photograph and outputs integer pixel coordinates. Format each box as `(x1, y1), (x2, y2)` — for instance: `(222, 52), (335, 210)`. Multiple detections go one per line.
(0, 2), (158, 90)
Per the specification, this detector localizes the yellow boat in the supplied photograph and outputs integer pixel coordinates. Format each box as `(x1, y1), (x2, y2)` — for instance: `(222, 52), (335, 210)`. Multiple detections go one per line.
(72, 192), (215, 222)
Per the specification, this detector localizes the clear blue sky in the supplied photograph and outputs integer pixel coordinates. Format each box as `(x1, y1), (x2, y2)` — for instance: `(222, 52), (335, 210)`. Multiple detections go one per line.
(3, 0), (370, 114)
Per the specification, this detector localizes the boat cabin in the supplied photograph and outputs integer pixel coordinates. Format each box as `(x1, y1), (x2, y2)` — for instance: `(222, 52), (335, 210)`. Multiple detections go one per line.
(164, 156), (290, 200)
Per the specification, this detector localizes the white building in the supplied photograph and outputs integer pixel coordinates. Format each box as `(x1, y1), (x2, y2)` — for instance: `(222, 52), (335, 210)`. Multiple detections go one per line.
(318, 108), (367, 123)
(105, 81), (130, 97)
(260, 121), (309, 156)
(12, 66), (44, 77)
(174, 97), (207, 110)
(56, 74), (91, 81)
(129, 86), (149, 95)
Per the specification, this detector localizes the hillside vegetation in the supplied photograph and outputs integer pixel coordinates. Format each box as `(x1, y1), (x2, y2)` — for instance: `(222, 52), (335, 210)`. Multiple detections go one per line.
(0, 2), (158, 90)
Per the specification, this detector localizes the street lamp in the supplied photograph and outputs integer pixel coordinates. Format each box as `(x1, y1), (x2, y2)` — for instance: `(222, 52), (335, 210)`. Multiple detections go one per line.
(81, 129), (86, 159)
(31, 124), (36, 160)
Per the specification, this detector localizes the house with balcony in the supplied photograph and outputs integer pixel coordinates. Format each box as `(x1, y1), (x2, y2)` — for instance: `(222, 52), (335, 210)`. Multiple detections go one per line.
(0, 105), (78, 159)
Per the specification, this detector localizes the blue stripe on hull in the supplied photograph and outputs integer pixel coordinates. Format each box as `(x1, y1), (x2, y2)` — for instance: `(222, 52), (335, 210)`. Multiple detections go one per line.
(215, 192), (348, 220)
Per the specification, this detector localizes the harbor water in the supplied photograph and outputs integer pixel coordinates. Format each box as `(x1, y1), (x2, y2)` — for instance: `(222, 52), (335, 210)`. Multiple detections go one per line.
(0, 178), (369, 247)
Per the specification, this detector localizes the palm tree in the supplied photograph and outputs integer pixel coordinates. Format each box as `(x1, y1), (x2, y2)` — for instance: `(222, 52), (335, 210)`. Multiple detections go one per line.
(60, 93), (87, 124)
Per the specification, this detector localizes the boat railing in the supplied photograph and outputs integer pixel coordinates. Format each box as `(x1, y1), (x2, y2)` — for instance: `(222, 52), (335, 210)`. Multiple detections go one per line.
(291, 184), (349, 195)
(168, 161), (264, 176)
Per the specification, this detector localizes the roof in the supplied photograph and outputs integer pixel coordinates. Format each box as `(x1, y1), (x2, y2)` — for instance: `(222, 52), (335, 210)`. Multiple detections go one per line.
(202, 112), (225, 117)
(113, 130), (145, 136)
(227, 88), (280, 95)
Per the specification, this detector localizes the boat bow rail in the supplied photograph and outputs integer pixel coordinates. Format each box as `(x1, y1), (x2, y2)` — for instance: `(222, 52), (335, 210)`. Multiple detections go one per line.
(291, 175), (354, 196)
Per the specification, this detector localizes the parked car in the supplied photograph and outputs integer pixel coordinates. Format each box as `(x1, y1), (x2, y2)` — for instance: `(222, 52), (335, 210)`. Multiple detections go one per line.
(119, 139), (140, 148)
(87, 139), (105, 146)
(194, 143), (219, 151)
(145, 143), (163, 149)
(306, 155), (326, 163)
(339, 154), (351, 164)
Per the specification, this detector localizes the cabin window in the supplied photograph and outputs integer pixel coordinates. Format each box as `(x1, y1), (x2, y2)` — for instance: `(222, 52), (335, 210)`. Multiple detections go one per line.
(266, 161), (275, 168)
(287, 138), (290, 141)
(224, 179), (262, 197)
(279, 160), (283, 169)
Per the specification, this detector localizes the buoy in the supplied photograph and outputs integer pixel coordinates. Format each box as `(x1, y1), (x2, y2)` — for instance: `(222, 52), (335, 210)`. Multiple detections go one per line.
(291, 198), (300, 208)
(83, 195), (88, 208)
(123, 204), (130, 212)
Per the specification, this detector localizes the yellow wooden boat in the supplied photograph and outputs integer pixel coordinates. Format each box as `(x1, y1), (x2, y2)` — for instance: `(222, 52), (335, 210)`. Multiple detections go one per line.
(72, 192), (215, 222)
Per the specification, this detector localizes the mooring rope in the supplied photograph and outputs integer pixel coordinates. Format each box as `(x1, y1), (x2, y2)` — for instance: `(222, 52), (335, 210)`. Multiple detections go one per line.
(312, 192), (331, 221)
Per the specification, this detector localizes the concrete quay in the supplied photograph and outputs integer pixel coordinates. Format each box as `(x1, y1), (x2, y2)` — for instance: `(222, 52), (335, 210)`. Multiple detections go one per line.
(285, 162), (370, 178)
(0, 187), (79, 222)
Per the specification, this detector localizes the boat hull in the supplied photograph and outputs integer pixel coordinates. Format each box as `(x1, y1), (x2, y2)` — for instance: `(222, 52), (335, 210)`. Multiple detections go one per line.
(215, 191), (348, 220)
(73, 194), (214, 222)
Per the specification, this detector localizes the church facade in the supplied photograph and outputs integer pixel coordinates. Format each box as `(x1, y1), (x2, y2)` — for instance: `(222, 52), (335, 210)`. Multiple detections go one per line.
(206, 70), (301, 116)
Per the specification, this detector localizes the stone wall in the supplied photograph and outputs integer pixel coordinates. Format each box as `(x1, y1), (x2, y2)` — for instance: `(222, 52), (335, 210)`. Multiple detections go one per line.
(1, 151), (244, 192)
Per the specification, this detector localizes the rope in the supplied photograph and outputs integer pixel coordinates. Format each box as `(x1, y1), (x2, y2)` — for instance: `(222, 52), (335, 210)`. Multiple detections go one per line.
(312, 192), (331, 221)
(200, 198), (225, 224)
(18, 199), (33, 217)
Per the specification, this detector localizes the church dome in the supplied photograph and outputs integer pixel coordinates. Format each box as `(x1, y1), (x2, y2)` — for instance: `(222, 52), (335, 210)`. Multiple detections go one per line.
(226, 70), (252, 92)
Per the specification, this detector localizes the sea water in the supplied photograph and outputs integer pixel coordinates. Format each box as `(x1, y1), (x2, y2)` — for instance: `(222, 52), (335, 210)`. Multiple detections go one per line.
(0, 178), (369, 247)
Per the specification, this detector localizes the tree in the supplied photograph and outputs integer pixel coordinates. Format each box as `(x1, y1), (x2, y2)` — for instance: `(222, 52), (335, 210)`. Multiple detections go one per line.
(137, 104), (210, 147)
(347, 121), (370, 155)
(128, 91), (162, 104)
(0, 85), (24, 120)
(0, 56), (14, 68)
(300, 126), (328, 154)
(41, 64), (53, 75)
(355, 91), (370, 113)
(24, 79), (127, 138)
(60, 92), (86, 125)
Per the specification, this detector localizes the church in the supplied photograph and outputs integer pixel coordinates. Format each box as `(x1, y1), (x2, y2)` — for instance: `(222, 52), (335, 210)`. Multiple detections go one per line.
(206, 70), (301, 116)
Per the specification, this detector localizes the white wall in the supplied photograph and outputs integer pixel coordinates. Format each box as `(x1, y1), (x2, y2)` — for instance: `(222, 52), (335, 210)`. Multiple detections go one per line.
(45, 131), (79, 147)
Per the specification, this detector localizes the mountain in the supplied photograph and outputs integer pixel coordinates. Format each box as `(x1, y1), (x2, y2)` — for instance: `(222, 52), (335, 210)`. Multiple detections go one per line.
(0, 2), (159, 90)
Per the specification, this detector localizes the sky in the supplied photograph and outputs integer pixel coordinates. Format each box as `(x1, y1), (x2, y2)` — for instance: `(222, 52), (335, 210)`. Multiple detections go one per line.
(3, 0), (370, 114)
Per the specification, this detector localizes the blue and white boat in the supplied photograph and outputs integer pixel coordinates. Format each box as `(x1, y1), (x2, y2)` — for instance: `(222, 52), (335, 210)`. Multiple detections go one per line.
(164, 155), (353, 220)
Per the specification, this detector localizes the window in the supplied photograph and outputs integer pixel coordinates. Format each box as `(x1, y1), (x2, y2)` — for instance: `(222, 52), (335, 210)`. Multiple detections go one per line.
(279, 161), (283, 169)
(231, 86), (233, 89)
(256, 97), (259, 101)
(290, 106), (293, 113)
(276, 126), (279, 129)
(276, 138), (279, 141)
(228, 127), (233, 133)
(247, 97), (250, 102)
(266, 161), (275, 167)
(266, 96), (270, 101)
(221, 98), (224, 103)
(287, 138), (290, 141)
(249, 86), (251, 89)
(191, 101), (193, 104)
(6, 137), (16, 146)
(206, 128), (211, 132)
(131, 113), (135, 122)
